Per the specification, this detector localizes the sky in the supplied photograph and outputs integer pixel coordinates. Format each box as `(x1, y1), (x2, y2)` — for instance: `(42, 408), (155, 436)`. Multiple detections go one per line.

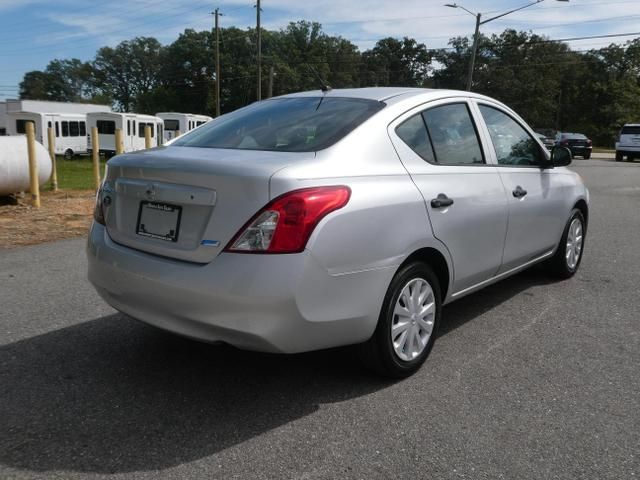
(0, 0), (639, 100)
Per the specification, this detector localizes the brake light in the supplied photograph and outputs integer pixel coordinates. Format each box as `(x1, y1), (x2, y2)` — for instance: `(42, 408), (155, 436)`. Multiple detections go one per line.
(93, 186), (105, 225)
(587, 139), (592, 146)
(225, 186), (351, 254)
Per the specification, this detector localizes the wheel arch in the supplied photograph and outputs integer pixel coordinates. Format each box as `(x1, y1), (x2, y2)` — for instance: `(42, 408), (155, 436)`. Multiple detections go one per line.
(399, 247), (451, 302)
(573, 199), (589, 229)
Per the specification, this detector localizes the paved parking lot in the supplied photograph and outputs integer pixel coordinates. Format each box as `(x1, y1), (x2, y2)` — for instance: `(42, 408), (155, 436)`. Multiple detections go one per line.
(1, 159), (638, 479)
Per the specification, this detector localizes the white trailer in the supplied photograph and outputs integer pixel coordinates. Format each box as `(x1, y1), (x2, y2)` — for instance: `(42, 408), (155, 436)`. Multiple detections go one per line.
(5, 99), (110, 115)
(156, 112), (212, 142)
(0, 102), (7, 135)
(6, 111), (89, 158)
(86, 112), (163, 156)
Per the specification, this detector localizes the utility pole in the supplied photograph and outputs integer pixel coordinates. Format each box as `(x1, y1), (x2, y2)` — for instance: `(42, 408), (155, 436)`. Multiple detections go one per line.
(213, 8), (222, 117)
(267, 66), (274, 98)
(467, 13), (481, 91)
(256, 0), (262, 101)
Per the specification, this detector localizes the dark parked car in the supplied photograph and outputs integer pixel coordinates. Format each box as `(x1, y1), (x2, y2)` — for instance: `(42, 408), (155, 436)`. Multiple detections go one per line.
(555, 132), (592, 159)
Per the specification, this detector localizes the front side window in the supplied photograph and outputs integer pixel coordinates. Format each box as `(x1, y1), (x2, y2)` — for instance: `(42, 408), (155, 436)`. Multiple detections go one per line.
(396, 114), (436, 163)
(61, 121), (69, 137)
(55, 122), (59, 137)
(174, 97), (386, 152)
(479, 105), (542, 166)
(422, 103), (484, 165)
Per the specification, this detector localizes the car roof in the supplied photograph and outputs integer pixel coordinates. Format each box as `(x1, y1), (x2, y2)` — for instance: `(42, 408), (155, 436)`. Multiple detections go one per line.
(274, 87), (480, 104)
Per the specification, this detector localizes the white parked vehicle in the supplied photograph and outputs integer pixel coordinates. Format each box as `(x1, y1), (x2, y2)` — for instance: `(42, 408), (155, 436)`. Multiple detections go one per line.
(1, 99), (109, 139)
(156, 112), (212, 142)
(87, 112), (163, 156)
(615, 124), (640, 162)
(6, 111), (89, 158)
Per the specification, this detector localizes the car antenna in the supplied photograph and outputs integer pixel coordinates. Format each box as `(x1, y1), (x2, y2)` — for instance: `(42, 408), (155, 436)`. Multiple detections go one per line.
(306, 64), (331, 93)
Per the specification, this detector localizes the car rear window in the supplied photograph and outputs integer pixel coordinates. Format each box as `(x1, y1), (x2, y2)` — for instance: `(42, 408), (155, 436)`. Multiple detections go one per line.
(621, 126), (640, 135)
(563, 133), (587, 140)
(173, 97), (386, 152)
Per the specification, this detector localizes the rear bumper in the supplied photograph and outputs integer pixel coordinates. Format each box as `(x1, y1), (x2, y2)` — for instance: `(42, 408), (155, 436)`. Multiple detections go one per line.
(615, 145), (640, 154)
(87, 223), (391, 353)
(568, 146), (592, 156)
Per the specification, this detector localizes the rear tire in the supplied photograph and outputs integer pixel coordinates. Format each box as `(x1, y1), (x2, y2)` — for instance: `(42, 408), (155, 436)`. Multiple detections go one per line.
(358, 262), (442, 378)
(546, 209), (586, 279)
(583, 152), (591, 160)
(615, 151), (623, 162)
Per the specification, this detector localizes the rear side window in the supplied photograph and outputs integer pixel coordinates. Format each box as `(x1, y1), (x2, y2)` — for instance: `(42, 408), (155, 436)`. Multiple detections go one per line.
(79, 121), (86, 136)
(97, 120), (115, 134)
(164, 119), (179, 131)
(479, 105), (543, 166)
(174, 97), (386, 152)
(422, 103), (484, 165)
(69, 121), (79, 137)
(396, 114), (436, 163)
(16, 119), (35, 134)
(138, 123), (155, 137)
(621, 126), (640, 135)
(61, 121), (69, 137)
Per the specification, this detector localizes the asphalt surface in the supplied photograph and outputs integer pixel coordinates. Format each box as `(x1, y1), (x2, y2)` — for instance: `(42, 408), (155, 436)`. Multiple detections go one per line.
(1, 158), (639, 479)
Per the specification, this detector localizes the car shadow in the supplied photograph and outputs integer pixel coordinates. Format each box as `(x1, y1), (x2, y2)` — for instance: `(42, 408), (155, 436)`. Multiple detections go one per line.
(439, 266), (557, 337)
(0, 268), (558, 474)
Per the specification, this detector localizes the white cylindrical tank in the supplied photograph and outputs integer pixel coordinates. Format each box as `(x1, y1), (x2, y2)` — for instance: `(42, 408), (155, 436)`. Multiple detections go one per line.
(0, 136), (52, 195)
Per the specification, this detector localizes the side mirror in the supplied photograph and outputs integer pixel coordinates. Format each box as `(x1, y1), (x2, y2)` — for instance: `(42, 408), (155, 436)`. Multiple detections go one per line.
(551, 146), (572, 167)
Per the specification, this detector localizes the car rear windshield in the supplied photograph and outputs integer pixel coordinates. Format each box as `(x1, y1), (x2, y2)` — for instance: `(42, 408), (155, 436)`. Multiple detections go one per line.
(621, 126), (640, 135)
(172, 97), (386, 152)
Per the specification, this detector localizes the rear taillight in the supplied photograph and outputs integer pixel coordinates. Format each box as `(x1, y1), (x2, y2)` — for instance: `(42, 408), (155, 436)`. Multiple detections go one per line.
(225, 186), (351, 254)
(587, 139), (592, 146)
(93, 186), (105, 225)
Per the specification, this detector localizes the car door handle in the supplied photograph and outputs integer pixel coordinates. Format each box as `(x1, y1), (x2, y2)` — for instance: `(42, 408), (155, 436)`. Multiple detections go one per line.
(512, 186), (527, 198)
(430, 194), (454, 208)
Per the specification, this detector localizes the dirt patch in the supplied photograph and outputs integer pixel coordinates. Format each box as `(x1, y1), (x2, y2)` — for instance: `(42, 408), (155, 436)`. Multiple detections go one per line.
(0, 190), (95, 248)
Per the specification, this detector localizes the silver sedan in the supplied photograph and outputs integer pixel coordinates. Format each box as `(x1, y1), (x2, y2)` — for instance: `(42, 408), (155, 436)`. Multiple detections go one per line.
(87, 87), (588, 377)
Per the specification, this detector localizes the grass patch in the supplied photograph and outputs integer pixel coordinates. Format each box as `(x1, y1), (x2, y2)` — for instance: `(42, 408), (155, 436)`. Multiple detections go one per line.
(43, 156), (106, 191)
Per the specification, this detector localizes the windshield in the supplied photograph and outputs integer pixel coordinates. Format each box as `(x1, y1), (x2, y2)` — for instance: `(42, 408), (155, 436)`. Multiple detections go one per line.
(172, 97), (385, 152)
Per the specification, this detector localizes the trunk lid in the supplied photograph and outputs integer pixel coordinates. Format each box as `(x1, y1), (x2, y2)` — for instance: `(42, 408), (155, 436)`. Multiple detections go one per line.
(102, 146), (313, 263)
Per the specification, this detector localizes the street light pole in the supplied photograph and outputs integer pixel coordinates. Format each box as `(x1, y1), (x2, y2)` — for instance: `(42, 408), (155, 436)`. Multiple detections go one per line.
(445, 0), (569, 91)
(467, 13), (481, 91)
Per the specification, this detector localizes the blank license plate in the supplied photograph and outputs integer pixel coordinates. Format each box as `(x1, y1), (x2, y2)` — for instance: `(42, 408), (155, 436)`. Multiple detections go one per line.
(136, 201), (182, 242)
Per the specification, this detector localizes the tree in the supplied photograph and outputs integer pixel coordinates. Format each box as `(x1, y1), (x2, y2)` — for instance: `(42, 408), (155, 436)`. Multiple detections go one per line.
(361, 37), (432, 87)
(93, 37), (163, 112)
(20, 58), (95, 102)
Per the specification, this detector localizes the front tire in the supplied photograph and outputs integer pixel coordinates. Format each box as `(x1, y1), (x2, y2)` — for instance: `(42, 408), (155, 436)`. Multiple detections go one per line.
(359, 262), (442, 378)
(64, 149), (73, 160)
(546, 209), (586, 279)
